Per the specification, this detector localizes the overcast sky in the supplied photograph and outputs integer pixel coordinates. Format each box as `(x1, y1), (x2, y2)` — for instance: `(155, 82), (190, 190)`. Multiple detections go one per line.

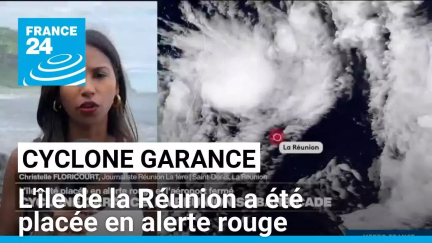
(0, 1), (157, 92)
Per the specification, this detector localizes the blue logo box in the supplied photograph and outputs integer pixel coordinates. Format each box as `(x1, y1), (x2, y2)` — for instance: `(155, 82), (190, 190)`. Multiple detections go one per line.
(18, 18), (86, 86)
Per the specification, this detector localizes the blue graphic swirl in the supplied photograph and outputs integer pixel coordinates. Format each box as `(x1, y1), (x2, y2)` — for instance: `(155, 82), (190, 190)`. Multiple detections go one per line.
(23, 54), (85, 86)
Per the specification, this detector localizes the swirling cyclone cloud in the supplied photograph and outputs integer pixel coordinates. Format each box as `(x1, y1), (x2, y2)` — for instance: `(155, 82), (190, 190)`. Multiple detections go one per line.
(23, 54), (85, 86)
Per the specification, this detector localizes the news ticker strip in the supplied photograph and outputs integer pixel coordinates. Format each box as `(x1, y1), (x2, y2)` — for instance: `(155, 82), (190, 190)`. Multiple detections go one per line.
(17, 142), (260, 173)
(0, 236), (431, 242)
(344, 230), (432, 236)
(16, 173), (270, 182)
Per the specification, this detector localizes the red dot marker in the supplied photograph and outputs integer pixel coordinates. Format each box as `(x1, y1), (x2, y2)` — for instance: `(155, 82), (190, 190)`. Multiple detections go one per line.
(269, 129), (285, 146)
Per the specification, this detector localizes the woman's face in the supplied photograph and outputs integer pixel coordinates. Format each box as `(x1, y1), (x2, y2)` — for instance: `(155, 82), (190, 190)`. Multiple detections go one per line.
(59, 44), (119, 126)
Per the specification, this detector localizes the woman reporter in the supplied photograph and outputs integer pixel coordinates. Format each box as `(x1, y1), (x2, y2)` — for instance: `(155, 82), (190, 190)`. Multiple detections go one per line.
(0, 29), (156, 236)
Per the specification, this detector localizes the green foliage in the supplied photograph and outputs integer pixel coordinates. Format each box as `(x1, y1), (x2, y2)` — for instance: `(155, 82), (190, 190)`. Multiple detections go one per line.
(0, 27), (18, 88)
(0, 27), (18, 55)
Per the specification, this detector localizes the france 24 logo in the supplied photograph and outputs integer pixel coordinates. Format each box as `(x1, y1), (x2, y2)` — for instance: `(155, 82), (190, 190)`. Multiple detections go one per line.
(18, 18), (86, 86)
